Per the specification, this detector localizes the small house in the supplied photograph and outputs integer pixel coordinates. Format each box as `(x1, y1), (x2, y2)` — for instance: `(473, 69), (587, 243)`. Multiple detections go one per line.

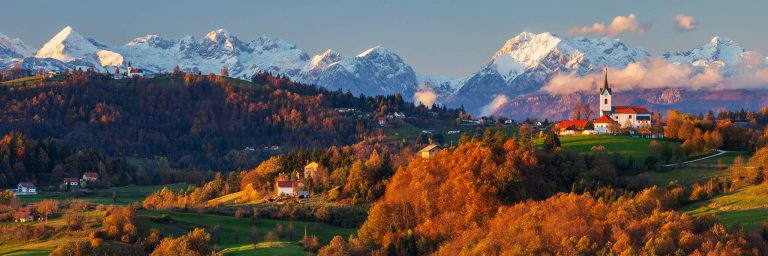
(377, 116), (387, 126)
(82, 172), (99, 182)
(63, 178), (79, 187)
(275, 180), (303, 197)
(593, 115), (618, 134)
(12, 211), (33, 222)
(556, 120), (589, 135)
(418, 144), (441, 159)
(15, 182), (37, 195)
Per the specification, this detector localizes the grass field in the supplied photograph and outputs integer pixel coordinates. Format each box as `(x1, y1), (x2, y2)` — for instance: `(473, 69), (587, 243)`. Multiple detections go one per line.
(536, 135), (688, 164)
(0, 74), (67, 86)
(382, 121), (513, 145)
(17, 183), (190, 205)
(138, 210), (355, 255)
(642, 167), (729, 187)
(0, 204), (354, 255)
(683, 183), (768, 230)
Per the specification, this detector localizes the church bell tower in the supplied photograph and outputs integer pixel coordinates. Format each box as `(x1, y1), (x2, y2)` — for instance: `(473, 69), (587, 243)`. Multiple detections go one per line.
(599, 70), (612, 115)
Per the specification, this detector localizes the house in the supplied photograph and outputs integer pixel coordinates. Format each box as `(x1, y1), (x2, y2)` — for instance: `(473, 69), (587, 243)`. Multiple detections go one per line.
(63, 178), (79, 187)
(556, 119), (589, 135)
(298, 191), (310, 198)
(82, 172), (99, 182)
(275, 180), (303, 197)
(393, 112), (406, 119)
(12, 211), (33, 222)
(304, 162), (319, 179)
(598, 71), (653, 128)
(418, 144), (441, 159)
(15, 182), (37, 195)
(377, 116), (387, 126)
(593, 115), (618, 133)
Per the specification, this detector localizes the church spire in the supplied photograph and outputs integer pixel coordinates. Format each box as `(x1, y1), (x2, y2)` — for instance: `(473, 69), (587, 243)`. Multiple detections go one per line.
(599, 68), (612, 95)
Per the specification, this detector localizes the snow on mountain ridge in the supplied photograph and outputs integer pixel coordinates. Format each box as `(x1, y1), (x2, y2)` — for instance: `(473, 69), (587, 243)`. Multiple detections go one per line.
(0, 32), (36, 58)
(663, 36), (750, 67)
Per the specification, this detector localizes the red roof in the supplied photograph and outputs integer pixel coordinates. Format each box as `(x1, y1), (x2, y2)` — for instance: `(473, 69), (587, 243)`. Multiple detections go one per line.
(63, 178), (79, 182)
(83, 172), (99, 178)
(593, 115), (617, 124)
(129, 69), (143, 73)
(613, 106), (652, 114)
(276, 180), (302, 188)
(557, 120), (589, 130)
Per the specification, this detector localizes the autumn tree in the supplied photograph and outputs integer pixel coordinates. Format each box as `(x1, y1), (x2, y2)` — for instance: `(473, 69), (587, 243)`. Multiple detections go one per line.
(36, 199), (59, 222)
(151, 228), (219, 256)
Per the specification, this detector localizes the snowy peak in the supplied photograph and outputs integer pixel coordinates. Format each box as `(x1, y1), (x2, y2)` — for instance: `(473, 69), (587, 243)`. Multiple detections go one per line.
(0, 32), (35, 58)
(309, 49), (343, 70)
(663, 36), (747, 67)
(204, 29), (245, 51)
(301, 46), (418, 96)
(493, 32), (562, 67)
(35, 26), (99, 61)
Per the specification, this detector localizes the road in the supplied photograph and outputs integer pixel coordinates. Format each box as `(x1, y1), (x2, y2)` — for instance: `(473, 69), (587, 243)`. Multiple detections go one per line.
(663, 149), (727, 167)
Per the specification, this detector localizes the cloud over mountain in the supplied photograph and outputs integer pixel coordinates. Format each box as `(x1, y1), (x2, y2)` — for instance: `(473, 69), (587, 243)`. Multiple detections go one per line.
(674, 13), (699, 31)
(567, 14), (646, 37)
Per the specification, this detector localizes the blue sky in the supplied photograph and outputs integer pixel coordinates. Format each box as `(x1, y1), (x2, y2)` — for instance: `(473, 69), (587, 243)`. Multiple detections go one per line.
(1, 0), (764, 76)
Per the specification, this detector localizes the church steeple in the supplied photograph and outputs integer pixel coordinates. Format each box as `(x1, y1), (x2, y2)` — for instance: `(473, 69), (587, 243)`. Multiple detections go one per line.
(599, 68), (612, 95)
(599, 68), (612, 114)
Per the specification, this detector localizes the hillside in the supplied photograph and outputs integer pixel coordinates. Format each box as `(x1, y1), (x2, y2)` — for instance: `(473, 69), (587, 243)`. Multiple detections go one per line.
(0, 71), (449, 174)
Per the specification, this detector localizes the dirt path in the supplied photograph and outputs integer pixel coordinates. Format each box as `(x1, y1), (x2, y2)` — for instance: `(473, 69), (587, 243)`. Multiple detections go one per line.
(663, 149), (727, 167)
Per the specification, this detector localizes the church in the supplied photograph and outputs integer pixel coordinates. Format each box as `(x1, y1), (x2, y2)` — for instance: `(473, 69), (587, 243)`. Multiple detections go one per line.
(594, 71), (653, 132)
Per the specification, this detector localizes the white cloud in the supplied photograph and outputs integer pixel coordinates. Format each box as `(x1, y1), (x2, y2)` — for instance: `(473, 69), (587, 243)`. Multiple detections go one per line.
(480, 95), (509, 116)
(413, 89), (438, 107)
(541, 57), (768, 95)
(567, 14), (646, 37)
(674, 13), (699, 31)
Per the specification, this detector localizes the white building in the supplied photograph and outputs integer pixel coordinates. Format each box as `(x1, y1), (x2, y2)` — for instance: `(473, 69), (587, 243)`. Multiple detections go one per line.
(15, 182), (37, 195)
(593, 115), (617, 133)
(126, 62), (146, 77)
(598, 72), (653, 128)
(276, 180), (303, 197)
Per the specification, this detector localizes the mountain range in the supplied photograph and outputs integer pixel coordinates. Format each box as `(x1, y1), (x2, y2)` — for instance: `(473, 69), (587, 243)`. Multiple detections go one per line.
(1, 26), (767, 119)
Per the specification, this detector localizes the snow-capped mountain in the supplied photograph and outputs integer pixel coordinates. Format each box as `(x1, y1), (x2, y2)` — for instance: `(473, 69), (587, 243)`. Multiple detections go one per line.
(663, 37), (756, 67)
(446, 32), (650, 112)
(119, 29), (310, 79)
(34, 26), (124, 68)
(3, 26), (768, 118)
(301, 46), (418, 96)
(0, 32), (35, 59)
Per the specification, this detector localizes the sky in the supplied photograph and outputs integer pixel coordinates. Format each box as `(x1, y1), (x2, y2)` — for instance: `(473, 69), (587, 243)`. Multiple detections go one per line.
(1, 0), (765, 77)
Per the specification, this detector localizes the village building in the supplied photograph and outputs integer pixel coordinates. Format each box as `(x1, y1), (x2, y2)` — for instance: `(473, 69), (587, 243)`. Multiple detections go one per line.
(557, 119), (589, 135)
(418, 144), (441, 159)
(63, 177), (79, 187)
(593, 115), (618, 133)
(598, 72), (653, 128)
(12, 211), (33, 222)
(126, 62), (146, 77)
(15, 182), (37, 195)
(275, 180), (304, 197)
(82, 172), (99, 182)
(377, 116), (387, 126)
